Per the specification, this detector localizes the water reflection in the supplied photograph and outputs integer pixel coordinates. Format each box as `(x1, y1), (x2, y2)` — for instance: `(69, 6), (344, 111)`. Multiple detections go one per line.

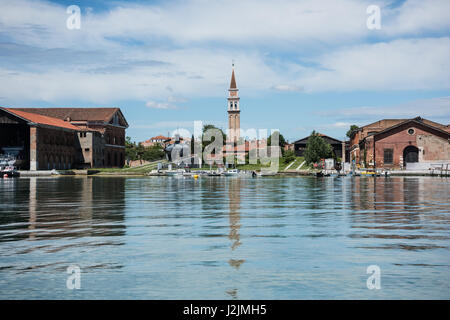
(0, 176), (449, 299)
(0, 177), (126, 242)
(228, 178), (242, 252)
(348, 177), (450, 250)
(225, 178), (245, 299)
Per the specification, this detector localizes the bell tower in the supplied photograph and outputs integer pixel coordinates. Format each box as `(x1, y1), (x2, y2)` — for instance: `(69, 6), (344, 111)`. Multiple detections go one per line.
(227, 64), (240, 143)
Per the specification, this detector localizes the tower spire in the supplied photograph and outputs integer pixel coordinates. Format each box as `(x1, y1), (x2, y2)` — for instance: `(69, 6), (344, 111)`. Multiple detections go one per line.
(230, 65), (237, 89)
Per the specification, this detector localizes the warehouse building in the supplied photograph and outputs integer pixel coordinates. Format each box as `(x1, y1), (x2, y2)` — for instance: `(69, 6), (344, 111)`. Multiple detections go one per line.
(0, 107), (128, 170)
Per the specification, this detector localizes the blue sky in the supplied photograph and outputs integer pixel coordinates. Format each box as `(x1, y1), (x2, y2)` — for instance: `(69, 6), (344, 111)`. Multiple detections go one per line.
(0, 0), (449, 142)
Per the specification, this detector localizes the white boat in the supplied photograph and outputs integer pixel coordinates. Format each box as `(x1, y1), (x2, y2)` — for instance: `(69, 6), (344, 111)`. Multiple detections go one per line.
(1, 166), (19, 178)
(257, 170), (277, 176)
(165, 169), (185, 176)
(223, 169), (240, 176)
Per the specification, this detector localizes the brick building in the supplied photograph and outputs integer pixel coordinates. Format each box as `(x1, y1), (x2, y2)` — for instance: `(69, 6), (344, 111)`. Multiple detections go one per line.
(349, 117), (450, 169)
(0, 107), (128, 170)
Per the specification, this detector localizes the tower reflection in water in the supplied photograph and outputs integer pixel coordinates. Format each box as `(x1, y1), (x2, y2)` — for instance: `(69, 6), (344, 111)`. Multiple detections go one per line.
(226, 177), (246, 299)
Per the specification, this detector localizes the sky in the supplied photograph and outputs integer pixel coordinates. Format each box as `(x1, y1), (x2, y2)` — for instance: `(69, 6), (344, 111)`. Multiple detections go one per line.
(0, 0), (449, 142)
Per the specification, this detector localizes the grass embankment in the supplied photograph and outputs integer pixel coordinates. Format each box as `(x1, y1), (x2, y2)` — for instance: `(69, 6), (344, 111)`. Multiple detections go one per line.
(86, 157), (311, 175)
(92, 160), (167, 175)
(236, 156), (308, 171)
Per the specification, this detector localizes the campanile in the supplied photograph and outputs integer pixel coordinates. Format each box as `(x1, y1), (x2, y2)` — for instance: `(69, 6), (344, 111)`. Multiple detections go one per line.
(227, 65), (240, 143)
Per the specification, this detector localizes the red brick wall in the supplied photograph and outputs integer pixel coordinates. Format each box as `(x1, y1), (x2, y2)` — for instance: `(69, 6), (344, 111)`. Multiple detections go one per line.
(374, 123), (449, 168)
(35, 127), (78, 170)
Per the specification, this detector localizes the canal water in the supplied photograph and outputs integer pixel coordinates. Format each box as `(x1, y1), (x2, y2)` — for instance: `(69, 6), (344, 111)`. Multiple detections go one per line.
(0, 176), (449, 299)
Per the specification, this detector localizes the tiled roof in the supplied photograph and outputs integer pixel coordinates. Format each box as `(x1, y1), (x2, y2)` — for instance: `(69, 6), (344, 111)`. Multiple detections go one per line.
(12, 108), (121, 122)
(373, 117), (450, 138)
(2, 108), (80, 130)
(293, 133), (342, 144)
(230, 68), (237, 89)
(150, 135), (171, 140)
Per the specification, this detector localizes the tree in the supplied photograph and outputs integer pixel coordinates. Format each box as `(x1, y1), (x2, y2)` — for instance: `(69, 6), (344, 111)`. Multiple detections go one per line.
(304, 131), (333, 164)
(125, 137), (165, 162)
(267, 131), (286, 148)
(283, 149), (295, 164)
(125, 136), (138, 161)
(346, 125), (359, 138)
(267, 131), (287, 157)
(202, 124), (226, 153)
(190, 134), (195, 155)
(142, 144), (165, 161)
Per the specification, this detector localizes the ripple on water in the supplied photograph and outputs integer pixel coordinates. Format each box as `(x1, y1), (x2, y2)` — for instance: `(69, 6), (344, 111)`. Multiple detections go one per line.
(0, 176), (449, 299)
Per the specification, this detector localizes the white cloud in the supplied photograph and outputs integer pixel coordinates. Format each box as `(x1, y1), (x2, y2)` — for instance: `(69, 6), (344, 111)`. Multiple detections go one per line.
(0, 0), (450, 105)
(272, 85), (304, 92)
(383, 0), (450, 36)
(145, 101), (177, 109)
(299, 37), (450, 92)
(2, 0), (449, 50)
(0, 0), (372, 48)
(167, 96), (188, 103)
(319, 96), (450, 123)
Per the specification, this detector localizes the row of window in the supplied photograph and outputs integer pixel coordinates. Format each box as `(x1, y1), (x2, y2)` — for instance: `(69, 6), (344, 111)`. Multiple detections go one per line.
(106, 135), (124, 145)
(229, 101), (239, 110)
(78, 131), (124, 145)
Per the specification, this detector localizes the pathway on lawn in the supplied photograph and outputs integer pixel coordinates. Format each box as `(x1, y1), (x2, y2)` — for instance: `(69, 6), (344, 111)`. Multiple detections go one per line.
(284, 159), (298, 171)
(296, 161), (306, 171)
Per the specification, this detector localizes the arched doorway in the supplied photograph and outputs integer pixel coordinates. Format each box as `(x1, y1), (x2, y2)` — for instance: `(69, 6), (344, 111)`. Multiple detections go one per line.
(403, 146), (419, 163)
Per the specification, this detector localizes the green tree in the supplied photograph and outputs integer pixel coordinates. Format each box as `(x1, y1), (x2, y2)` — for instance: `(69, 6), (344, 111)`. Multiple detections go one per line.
(190, 134), (195, 155)
(142, 144), (165, 161)
(304, 131), (333, 164)
(346, 125), (359, 138)
(202, 124), (226, 153)
(267, 131), (286, 148)
(267, 131), (287, 157)
(125, 136), (138, 161)
(283, 149), (295, 164)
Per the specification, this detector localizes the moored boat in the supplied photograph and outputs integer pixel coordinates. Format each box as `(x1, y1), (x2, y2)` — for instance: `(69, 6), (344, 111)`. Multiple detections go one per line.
(1, 166), (19, 178)
(223, 169), (240, 176)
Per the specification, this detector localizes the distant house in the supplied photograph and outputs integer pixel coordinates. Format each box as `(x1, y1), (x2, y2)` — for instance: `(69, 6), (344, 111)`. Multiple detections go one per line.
(284, 143), (294, 151)
(349, 117), (450, 169)
(141, 135), (171, 148)
(293, 133), (345, 159)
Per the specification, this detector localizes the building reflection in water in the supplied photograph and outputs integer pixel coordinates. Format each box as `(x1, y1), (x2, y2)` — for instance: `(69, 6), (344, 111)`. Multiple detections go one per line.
(28, 177), (37, 240)
(348, 176), (449, 250)
(0, 177), (126, 243)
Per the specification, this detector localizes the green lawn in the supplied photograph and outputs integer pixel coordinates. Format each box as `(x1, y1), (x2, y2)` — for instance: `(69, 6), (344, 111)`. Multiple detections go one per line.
(93, 159), (167, 174)
(236, 156), (307, 171)
(89, 156), (311, 174)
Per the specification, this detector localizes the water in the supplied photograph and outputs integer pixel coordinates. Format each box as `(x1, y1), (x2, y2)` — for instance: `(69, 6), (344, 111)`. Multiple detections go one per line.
(0, 176), (449, 299)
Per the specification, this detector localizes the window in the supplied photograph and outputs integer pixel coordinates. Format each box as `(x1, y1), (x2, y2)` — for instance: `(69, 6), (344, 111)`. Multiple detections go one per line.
(384, 148), (393, 164)
(408, 128), (415, 135)
(85, 148), (90, 152)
